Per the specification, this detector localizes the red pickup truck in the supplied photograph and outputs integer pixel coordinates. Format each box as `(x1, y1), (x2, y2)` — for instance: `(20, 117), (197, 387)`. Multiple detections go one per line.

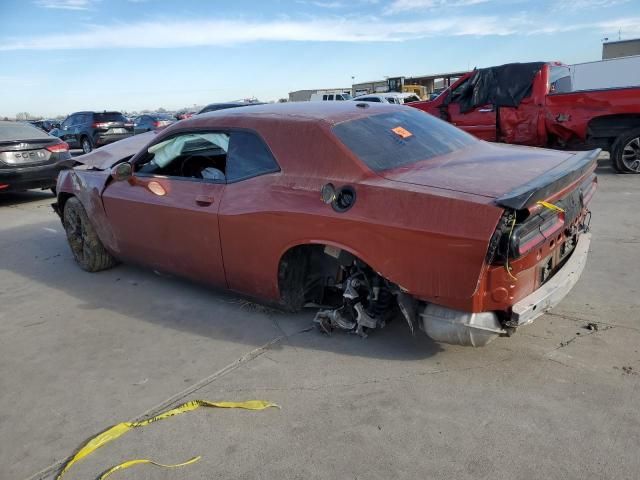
(411, 61), (640, 173)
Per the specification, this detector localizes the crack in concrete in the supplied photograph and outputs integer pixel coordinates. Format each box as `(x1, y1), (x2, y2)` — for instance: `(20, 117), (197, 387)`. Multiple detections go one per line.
(547, 312), (639, 332)
(24, 325), (314, 480)
(213, 358), (512, 395)
(546, 357), (577, 370)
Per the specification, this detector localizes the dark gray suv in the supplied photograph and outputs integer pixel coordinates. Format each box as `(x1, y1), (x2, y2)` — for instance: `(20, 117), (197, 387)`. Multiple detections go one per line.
(54, 111), (133, 154)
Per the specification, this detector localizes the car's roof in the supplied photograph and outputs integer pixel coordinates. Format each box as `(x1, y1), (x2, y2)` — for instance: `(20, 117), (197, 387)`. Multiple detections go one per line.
(198, 102), (265, 114)
(187, 101), (403, 126)
(68, 111), (123, 115)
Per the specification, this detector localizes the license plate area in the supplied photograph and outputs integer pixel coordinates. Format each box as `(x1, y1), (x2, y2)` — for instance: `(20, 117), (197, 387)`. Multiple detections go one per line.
(107, 128), (127, 134)
(540, 234), (578, 284)
(0, 149), (51, 165)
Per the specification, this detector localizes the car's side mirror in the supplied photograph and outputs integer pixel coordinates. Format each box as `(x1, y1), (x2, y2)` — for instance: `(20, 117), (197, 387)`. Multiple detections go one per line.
(111, 162), (132, 181)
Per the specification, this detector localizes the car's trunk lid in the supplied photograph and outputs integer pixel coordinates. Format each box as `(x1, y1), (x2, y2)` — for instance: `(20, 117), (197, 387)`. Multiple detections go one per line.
(0, 138), (61, 166)
(381, 142), (599, 208)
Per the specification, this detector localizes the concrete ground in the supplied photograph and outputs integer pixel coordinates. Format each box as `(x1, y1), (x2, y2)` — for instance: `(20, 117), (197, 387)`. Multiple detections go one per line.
(1, 159), (638, 480)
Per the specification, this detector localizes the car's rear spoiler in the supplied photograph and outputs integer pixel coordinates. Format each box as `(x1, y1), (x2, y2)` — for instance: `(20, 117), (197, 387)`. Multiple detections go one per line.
(495, 149), (600, 210)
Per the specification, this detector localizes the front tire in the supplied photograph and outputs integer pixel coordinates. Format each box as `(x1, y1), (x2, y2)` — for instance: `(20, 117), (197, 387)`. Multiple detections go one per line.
(612, 128), (640, 173)
(63, 197), (117, 272)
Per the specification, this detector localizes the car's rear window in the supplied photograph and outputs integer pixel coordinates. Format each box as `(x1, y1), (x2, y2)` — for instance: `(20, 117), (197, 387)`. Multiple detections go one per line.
(0, 122), (51, 141)
(332, 108), (477, 172)
(94, 112), (127, 122)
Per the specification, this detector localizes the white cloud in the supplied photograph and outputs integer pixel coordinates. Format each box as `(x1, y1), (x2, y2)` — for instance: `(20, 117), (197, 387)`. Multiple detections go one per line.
(1, 15), (638, 51)
(297, 0), (380, 8)
(553, 0), (629, 9)
(385, 0), (490, 14)
(35, 0), (97, 10)
(0, 17), (516, 51)
(308, 1), (346, 8)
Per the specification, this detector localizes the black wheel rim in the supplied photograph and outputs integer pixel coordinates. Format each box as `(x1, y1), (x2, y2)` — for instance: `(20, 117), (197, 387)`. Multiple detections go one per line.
(621, 136), (640, 172)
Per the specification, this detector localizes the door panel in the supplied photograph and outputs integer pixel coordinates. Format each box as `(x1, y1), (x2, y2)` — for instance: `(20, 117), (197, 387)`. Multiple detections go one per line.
(102, 175), (227, 287)
(60, 116), (80, 147)
(447, 102), (497, 141)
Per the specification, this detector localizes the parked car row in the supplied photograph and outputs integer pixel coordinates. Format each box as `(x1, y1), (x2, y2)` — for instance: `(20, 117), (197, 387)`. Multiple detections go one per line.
(0, 100), (272, 194)
(29, 119), (60, 133)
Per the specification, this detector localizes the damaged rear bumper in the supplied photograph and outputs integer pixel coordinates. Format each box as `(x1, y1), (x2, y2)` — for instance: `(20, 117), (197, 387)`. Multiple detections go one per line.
(511, 232), (591, 326)
(418, 232), (591, 346)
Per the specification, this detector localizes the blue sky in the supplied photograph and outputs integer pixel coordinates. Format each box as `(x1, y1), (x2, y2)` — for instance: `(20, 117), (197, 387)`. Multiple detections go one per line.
(1, 0), (639, 117)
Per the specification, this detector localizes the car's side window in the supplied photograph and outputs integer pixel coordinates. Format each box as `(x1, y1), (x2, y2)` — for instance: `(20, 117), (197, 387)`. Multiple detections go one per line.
(449, 78), (471, 104)
(61, 116), (74, 129)
(226, 131), (280, 183)
(136, 132), (230, 183)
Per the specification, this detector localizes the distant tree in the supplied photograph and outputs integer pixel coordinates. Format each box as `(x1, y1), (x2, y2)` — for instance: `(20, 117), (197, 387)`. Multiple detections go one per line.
(278, 98), (288, 103)
(2, 116), (9, 121)
(15, 112), (32, 121)
(157, 107), (166, 113)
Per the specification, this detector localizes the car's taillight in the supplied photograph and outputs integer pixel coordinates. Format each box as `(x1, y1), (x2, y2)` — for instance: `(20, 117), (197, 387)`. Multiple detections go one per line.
(153, 121), (161, 128)
(510, 212), (565, 257)
(92, 122), (108, 128)
(124, 122), (134, 128)
(46, 142), (69, 153)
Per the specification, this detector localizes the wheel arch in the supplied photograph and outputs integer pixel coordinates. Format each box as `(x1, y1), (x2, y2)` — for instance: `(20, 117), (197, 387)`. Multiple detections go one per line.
(56, 192), (76, 221)
(587, 114), (640, 140)
(275, 239), (389, 311)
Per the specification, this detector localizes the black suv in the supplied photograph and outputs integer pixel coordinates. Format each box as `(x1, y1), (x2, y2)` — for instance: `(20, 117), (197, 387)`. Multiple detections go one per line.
(56, 111), (133, 154)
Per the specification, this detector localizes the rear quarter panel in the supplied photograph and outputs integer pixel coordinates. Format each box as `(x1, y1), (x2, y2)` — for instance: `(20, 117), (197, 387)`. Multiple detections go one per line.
(218, 120), (504, 307)
(545, 87), (640, 143)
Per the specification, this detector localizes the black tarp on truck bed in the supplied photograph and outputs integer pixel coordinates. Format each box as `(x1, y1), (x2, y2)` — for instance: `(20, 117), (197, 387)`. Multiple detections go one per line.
(456, 62), (545, 113)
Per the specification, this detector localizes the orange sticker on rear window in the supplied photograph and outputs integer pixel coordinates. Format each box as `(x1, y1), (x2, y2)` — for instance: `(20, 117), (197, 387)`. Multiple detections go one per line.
(391, 126), (413, 139)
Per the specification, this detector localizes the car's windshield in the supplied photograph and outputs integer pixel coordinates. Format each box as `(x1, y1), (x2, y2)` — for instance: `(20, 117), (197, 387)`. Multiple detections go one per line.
(332, 108), (477, 172)
(0, 122), (51, 141)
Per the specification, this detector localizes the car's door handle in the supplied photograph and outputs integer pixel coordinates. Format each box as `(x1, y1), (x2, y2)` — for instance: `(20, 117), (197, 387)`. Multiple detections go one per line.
(195, 195), (213, 206)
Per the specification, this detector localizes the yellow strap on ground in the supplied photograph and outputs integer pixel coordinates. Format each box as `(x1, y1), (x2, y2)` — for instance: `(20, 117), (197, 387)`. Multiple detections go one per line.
(98, 456), (201, 479)
(56, 400), (278, 480)
(536, 200), (565, 213)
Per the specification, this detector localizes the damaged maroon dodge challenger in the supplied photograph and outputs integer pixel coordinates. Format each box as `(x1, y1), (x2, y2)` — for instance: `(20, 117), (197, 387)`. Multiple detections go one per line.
(53, 103), (597, 346)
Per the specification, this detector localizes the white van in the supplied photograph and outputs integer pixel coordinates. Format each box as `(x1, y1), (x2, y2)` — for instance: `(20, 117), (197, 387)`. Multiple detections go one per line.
(352, 92), (421, 104)
(310, 92), (352, 101)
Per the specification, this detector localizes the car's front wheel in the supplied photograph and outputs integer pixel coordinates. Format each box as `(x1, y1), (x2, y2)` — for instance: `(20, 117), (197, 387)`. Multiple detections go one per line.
(63, 197), (117, 272)
(612, 128), (640, 173)
(81, 136), (93, 154)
